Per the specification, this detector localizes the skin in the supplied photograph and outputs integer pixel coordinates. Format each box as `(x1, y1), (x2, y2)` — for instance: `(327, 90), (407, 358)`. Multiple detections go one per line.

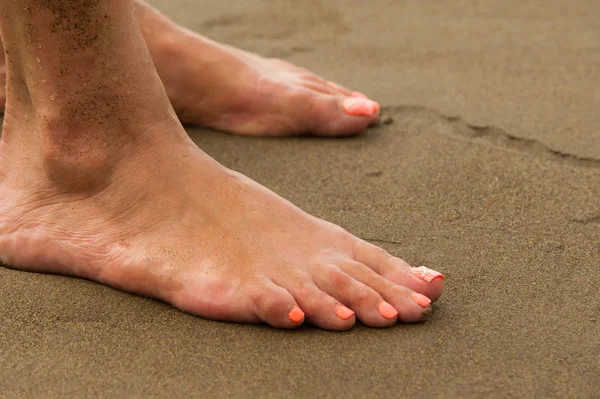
(0, 0), (380, 137)
(0, 0), (444, 330)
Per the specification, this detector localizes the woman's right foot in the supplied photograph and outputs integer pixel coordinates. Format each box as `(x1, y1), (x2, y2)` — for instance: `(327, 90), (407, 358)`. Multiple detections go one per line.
(0, 113), (443, 330)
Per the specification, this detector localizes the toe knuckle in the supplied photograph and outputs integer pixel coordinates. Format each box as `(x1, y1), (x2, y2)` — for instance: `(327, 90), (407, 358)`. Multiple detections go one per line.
(295, 282), (314, 300)
(352, 286), (373, 306)
(250, 290), (289, 319)
(327, 267), (352, 291)
(249, 289), (269, 310)
(300, 284), (328, 309)
(267, 294), (290, 312)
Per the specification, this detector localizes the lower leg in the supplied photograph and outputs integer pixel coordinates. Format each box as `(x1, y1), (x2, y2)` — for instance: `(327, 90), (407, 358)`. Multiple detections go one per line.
(0, 0), (443, 330)
(0, 0), (183, 186)
(0, 38), (4, 110)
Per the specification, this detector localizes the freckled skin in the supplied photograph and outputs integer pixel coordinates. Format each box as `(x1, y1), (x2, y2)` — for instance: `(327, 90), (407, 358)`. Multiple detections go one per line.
(0, 0), (444, 330)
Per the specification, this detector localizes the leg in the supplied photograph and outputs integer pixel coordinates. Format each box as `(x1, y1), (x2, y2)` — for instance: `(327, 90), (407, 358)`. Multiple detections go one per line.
(0, 0), (380, 137)
(0, 0), (443, 330)
(0, 38), (4, 109)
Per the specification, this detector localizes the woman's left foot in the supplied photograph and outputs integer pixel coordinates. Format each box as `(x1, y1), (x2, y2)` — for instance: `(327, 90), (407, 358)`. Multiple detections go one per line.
(0, 1), (379, 137)
(136, 1), (379, 136)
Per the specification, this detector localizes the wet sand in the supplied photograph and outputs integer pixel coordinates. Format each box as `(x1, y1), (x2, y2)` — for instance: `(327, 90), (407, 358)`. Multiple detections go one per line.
(1, 0), (599, 397)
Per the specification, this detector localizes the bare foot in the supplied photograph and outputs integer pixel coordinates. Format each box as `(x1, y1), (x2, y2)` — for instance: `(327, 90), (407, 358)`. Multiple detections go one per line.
(0, 0), (441, 330)
(155, 41), (379, 137)
(134, 1), (381, 136)
(0, 1), (380, 136)
(0, 126), (443, 329)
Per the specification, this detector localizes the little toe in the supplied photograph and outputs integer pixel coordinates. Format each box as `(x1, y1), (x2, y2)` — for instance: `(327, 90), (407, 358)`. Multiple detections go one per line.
(352, 239), (445, 302)
(313, 264), (398, 328)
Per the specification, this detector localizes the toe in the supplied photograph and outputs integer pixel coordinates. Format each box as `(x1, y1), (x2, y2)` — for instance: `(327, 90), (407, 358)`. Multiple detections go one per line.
(341, 97), (380, 118)
(313, 264), (399, 328)
(303, 93), (380, 137)
(249, 279), (307, 329)
(350, 91), (369, 99)
(352, 240), (445, 302)
(173, 278), (263, 324)
(304, 75), (363, 99)
(299, 78), (341, 96)
(271, 58), (354, 97)
(340, 260), (433, 323)
(282, 274), (356, 331)
(300, 75), (358, 99)
(325, 80), (354, 97)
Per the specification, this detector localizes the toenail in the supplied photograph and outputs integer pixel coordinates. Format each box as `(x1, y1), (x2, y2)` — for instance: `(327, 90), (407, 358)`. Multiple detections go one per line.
(288, 306), (305, 323)
(351, 91), (368, 99)
(410, 266), (444, 283)
(342, 97), (380, 117)
(377, 301), (398, 319)
(411, 292), (432, 308)
(335, 305), (355, 321)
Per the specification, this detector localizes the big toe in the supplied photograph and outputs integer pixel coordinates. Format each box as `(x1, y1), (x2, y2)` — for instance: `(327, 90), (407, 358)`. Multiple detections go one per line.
(352, 240), (445, 302)
(303, 93), (380, 137)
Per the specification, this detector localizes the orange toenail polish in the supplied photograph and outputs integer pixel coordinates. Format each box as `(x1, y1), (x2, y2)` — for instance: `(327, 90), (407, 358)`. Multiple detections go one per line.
(336, 305), (355, 321)
(411, 292), (432, 308)
(288, 306), (305, 323)
(343, 97), (380, 117)
(351, 91), (368, 98)
(377, 301), (398, 319)
(410, 266), (444, 283)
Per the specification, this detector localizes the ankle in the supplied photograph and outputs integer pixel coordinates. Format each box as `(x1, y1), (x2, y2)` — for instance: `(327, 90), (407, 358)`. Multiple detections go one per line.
(38, 110), (183, 191)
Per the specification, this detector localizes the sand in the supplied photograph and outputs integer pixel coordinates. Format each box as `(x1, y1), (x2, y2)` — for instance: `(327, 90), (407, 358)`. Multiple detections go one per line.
(1, 0), (599, 397)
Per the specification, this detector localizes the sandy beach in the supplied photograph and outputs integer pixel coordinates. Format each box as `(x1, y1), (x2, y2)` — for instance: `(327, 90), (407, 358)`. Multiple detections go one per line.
(1, 0), (598, 397)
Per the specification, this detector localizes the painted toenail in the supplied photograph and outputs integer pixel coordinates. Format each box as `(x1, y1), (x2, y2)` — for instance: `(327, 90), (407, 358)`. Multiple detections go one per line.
(342, 97), (380, 117)
(351, 91), (368, 98)
(377, 301), (398, 319)
(288, 306), (305, 323)
(411, 292), (432, 308)
(336, 305), (355, 321)
(410, 266), (444, 283)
